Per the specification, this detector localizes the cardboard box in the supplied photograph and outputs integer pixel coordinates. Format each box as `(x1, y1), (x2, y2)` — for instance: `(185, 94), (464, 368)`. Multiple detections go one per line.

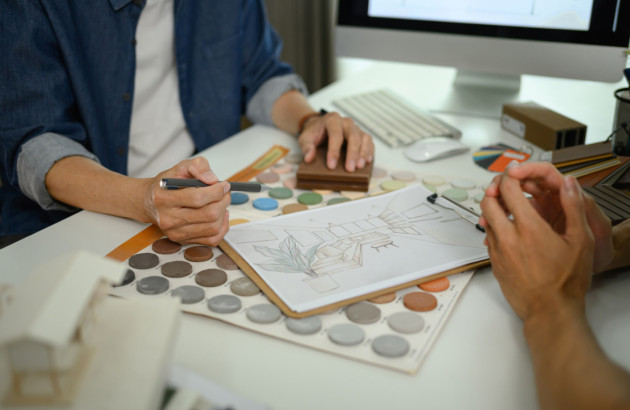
(501, 102), (586, 150)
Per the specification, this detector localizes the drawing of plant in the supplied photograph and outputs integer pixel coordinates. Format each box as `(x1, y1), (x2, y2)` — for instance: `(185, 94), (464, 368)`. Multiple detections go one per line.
(253, 236), (320, 278)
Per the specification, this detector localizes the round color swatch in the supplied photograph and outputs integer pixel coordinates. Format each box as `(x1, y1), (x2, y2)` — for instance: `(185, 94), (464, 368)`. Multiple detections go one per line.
(256, 171), (280, 184)
(207, 294), (242, 314)
(391, 171), (416, 182)
(230, 218), (250, 226)
(381, 180), (406, 191)
(271, 162), (294, 174)
(137, 276), (169, 295)
(253, 197), (279, 211)
(419, 277), (450, 292)
(216, 254), (239, 270)
(152, 238), (182, 254)
(313, 189), (333, 195)
(387, 311), (425, 334)
(473, 192), (485, 203)
(284, 153), (303, 164)
(442, 188), (469, 202)
(282, 203), (308, 214)
(327, 197), (350, 206)
(340, 191), (366, 200)
(113, 269), (135, 287)
(328, 323), (365, 346)
(285, 316), (323, 335)
(403, 292), (438, 312)
(451, 179), (476, 190)
(230, 192), (249, 205)
(369, 292), (396, 304)
(421, 175), (446, 186)
(171, 285), (205, 304)
(371, 167), (387, 178)
(297, 192), (323, 205)
(345, 302), (381, 324)
(161, 261), (193, 278)
(230, 277), (260, 296)
(184, 246), (214, 262)
(268, 187), (293, 199)
(195, 269), (228, 287)
(128, 253), (159, 270)
(246, 303), (282, 324)
(282, 177), (297, 189)
(371, 334), (410, 358)
(422, 184), (438, 193)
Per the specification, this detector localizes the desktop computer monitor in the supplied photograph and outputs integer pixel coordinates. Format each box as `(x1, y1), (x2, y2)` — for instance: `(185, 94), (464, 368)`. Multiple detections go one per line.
(336, 0), (630, 116)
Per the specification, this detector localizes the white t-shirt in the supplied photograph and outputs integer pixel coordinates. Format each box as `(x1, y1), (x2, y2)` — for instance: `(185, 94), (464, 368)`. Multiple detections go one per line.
(127, 0), (195, 178)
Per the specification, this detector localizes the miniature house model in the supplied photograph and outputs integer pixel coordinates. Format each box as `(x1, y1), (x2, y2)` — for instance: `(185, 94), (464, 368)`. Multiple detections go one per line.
(0, 252), (124, 405)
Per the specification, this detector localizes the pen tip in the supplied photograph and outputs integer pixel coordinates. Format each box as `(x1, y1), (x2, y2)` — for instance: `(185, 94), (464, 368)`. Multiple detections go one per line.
(261, 184), (271, 192)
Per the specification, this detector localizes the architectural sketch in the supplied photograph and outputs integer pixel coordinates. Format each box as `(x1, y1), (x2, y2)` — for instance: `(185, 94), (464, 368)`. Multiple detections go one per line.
(224, 185), (487, 312)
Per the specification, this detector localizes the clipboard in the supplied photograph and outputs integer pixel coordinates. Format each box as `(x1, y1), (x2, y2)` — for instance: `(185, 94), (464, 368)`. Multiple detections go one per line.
(218, 240), (489, 319)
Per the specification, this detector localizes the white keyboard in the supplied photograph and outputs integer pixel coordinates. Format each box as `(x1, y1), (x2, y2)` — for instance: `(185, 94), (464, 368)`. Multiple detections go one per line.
(332, 89), (462, 147)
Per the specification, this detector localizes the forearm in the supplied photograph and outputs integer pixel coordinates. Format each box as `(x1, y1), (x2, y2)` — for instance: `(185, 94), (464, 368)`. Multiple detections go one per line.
(270, 89), (317, 136)
(45, 156), (152, 223)
(524, 300), (630, 410)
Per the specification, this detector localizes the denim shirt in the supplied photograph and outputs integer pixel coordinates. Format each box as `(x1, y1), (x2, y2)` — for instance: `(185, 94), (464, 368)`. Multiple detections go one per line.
(0, 0), (305, 236)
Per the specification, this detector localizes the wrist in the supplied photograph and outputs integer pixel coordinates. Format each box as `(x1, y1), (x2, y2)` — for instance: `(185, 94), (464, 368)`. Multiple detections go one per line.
(297, 109), (327, 136)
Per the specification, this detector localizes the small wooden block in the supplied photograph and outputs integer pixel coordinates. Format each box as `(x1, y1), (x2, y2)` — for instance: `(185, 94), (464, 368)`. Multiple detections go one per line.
(296, 145), (373, 192)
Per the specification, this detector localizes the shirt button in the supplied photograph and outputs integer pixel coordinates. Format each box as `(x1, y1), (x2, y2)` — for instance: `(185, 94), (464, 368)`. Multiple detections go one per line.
(132, 38), (137, 46)
(122, 93), (131, 102)
(133, 0), (142, 6)
(117, 147), (125, 156)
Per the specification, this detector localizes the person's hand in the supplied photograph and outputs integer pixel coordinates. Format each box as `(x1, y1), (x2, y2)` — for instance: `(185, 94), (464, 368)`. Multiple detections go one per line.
(479, 162), (614, 273)
(143, 157), (231, 246)
(480, 173), (594, 321)
(298, 111), (374, 172)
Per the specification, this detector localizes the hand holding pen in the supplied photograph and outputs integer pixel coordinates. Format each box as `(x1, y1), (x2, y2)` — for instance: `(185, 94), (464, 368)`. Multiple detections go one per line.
(160, 178), (271, 192)
(146, 157), (232, 246)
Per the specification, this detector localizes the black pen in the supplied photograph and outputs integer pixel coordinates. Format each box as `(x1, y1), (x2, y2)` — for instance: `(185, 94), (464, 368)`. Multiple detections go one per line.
(160, 178), (271, 192)
(426, 193), (485, 233)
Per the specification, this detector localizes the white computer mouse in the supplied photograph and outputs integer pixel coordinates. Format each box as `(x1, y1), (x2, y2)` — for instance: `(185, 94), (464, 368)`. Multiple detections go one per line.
(403, 137), (470, 162)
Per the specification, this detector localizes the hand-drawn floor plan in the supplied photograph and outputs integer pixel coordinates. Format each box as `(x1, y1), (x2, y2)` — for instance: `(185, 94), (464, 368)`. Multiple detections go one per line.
(224, 184), (488, 312)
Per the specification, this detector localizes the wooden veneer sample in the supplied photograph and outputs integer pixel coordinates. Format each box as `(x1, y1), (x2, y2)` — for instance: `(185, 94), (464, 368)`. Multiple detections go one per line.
(296, 145), (373, 192)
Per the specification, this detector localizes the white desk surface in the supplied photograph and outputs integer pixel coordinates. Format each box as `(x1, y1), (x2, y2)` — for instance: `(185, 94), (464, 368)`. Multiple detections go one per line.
(2, 61), (629, 410)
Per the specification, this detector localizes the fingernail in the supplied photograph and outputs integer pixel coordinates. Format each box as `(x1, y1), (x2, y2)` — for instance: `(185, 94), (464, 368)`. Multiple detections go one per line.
(357, 158), (366, 169)
(347, 159), (356, 172)
(328, 157), (337, 169)
(486, 180), (496, 192)
(564, 176), (578, 196)
(505, 160), (520, 171)
(223, 182), (231, 194)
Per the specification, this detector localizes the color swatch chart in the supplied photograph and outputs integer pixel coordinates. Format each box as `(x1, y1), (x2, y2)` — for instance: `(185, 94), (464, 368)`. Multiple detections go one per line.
(109, 237), (474, 374)
(228, 152), (488, 224)
(110, 154), (490, 373)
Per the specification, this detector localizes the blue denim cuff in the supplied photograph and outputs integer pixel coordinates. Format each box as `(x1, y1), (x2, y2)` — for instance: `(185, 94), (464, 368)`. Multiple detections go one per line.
(246, 73), (309, 127)
(17, 133), (100, 212)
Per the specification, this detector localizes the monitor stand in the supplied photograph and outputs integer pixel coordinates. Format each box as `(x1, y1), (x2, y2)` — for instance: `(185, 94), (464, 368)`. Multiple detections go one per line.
(431, 70), (522, 119)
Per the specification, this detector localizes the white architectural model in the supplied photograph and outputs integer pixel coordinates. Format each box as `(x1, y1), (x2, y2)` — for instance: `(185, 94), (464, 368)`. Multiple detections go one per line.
(0, 252), (125, 405)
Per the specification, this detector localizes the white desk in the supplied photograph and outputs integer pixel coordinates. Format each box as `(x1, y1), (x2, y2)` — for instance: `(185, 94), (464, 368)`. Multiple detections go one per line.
(2, 62), (629, 410)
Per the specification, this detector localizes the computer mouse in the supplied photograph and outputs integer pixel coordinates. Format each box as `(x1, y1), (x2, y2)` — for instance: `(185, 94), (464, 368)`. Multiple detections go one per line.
(403, 137), (470, 162)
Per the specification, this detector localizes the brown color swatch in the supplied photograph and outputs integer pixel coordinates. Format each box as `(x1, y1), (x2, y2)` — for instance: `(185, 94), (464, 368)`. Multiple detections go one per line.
(403, 292), (438, 312)
(184, 246), (214, 262)
(152, 238), (182, 255)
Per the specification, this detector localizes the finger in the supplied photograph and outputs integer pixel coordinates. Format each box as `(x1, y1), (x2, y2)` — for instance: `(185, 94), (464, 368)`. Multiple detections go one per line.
(559, 176), (589, 240)
(484, 175), (503, 198)
(155, 182), (230, 209)
(484, 224), (498, 250)
(479, 193), (514, 234)
(357, 132), (375, 168)
(496, 175), (540, 226)
(507, 162), (564, 191)
(178, 211), (230, 247)
(325, 115), (345, 170)
(298, 131), (319, 164)
(343, 119), (362, 172)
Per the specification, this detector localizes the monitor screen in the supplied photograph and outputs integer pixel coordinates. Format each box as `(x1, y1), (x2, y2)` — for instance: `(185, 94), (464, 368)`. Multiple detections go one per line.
(337, 0), (630, 84)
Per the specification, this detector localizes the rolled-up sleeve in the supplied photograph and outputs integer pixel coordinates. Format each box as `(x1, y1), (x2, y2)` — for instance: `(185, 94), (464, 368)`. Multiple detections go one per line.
(17, 133), (100, 212)
(245, 73), (308, 126)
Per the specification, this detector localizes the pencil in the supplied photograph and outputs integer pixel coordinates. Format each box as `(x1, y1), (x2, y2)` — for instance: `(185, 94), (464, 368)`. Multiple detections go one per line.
(160, 178), (271, 192)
